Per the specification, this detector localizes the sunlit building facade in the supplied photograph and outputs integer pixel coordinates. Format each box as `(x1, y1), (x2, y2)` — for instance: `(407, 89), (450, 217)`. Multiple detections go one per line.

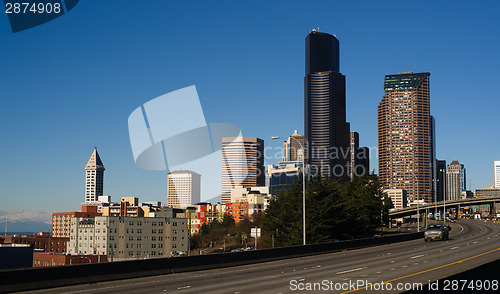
(378, 72), (432, 204)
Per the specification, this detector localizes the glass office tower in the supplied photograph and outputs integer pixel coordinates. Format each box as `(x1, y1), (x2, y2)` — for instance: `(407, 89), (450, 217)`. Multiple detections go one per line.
(304, 30), (350, 179)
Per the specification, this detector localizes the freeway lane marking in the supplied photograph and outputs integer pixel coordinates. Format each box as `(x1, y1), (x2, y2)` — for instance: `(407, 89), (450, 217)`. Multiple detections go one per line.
(450, 246), (459, 250)
(410, 254), (425, 259)
(177, 285), (191, 290)
(336, 267), (366, 275)
(340, 247), (500, 294)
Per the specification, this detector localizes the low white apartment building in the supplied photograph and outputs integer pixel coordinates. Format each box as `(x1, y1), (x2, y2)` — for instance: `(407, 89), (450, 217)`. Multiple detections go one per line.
(67, 212), (188, 260)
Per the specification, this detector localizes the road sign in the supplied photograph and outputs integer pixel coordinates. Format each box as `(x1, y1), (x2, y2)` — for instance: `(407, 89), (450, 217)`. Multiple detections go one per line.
(251, 227), (261, 238)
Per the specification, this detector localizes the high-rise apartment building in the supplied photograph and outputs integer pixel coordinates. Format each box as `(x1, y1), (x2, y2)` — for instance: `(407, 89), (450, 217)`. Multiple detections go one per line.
(221, 137), (264, 204)
(446, 160), (466, 201)
(167, 170), (201, 207)
(305, 30), (350, 179)
(85, 148), (105, 203)
(494, 161), (500, 188)
(378, 72), (432, 204)
(430, 116), (437, 202)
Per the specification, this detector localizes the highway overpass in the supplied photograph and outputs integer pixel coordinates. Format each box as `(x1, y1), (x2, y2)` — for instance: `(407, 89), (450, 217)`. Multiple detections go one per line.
(21, 220), (500, 294)
(389, 196), (500, 219)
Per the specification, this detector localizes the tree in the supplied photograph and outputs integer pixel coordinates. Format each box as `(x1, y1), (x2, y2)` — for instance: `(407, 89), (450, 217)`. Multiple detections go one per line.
(263, 173), (389, 246)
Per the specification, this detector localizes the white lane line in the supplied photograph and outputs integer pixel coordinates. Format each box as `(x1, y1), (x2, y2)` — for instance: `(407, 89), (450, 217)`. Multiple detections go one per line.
(450, 246), (459, 250)
(177, 286), (191, 290)
(473, 241), (478, 244)
(375, 271), (382, 274)
(410, 254), (425, 259)
(336, 267), (366, 275)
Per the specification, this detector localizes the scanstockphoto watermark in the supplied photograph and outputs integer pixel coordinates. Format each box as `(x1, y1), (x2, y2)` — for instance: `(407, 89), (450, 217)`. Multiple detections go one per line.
(262, 145), (378, 178)
(289, 279), (423, 292)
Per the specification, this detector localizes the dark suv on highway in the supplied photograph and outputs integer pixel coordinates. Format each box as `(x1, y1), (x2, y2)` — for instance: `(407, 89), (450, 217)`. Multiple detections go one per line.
(424, 223), (451, 242)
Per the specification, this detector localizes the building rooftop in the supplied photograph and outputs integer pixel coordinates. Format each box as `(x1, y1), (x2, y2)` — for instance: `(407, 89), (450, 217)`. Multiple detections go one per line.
(384, 72), (430, 91)
(86, 147), (104, 167)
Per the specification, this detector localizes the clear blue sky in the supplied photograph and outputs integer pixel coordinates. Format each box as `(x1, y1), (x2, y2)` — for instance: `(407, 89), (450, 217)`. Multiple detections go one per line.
(1, 0), (499, 223)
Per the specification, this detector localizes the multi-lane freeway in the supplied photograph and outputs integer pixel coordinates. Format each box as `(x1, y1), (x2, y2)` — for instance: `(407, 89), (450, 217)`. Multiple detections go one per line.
(25, 220), (500, 294)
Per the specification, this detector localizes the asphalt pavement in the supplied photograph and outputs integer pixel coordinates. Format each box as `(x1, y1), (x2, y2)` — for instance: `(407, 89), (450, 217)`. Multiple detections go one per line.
(23, 220), (500, 294)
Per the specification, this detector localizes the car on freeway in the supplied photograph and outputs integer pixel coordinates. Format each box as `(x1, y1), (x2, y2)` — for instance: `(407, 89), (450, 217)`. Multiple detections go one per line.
(424, 223), (451, 242)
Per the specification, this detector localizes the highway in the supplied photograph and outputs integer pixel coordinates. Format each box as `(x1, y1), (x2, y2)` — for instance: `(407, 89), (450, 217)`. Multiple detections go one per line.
(25, 220), (500, 294)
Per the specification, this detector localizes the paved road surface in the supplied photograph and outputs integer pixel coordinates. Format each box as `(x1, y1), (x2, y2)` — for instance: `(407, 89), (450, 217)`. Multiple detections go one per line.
(25, 220), (500, 293)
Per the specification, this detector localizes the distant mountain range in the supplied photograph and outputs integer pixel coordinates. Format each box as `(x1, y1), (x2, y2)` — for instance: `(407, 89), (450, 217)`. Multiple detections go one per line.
(204, 195), (221, 204)
(0, 219), (51, 234)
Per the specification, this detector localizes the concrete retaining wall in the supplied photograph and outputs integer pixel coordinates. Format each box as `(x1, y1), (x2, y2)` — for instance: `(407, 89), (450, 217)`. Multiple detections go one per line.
(0, 232), (423, 293)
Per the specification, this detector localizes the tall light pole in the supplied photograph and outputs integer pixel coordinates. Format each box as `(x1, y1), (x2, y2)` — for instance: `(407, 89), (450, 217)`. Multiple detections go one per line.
(272, 135), (306, 245)
(413, 174), (420, 232)
(441, 168), (447, 222)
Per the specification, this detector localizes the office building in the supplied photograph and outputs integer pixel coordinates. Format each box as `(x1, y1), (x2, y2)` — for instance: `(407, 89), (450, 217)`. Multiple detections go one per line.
(436, 160), (447, 202)
(474, 186), (500, 198)
(378, 72), (432, 204)
(167, 170), (201, 207)
(230, 186), (269, 203)
(384, 189), (407, 210)
(305, 30), (350, 179)
(349, 131), (370, 180)
(495, 161), (500, 188)
(268, 165), (301, 196)
(282, 130), (305, 163)
(85, 148), (105, 203)
(221, 137), (264, 204)
(2, 232), (68, 254)
(67, 213), (188, 260)
(33, 252), (107, 267)
(446, 160), (466, 201)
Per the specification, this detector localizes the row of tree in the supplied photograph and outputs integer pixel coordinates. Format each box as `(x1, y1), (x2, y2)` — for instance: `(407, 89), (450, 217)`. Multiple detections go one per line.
(262, 174), (393, 247)
(190, 174), (393, 250)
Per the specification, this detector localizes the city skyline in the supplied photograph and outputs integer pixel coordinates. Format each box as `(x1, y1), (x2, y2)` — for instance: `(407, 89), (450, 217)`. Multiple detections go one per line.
(1, 1), (499, 224)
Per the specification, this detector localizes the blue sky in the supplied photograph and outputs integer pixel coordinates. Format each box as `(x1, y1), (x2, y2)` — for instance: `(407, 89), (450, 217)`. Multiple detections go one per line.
(1, 1), (499, 223)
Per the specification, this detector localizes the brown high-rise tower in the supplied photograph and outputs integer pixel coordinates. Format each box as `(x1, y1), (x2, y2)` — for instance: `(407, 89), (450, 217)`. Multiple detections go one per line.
(378, 72), (432, 204)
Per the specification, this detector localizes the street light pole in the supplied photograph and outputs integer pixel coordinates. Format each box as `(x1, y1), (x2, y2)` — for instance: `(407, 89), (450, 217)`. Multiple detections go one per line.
(442, 168), (447, 222)
(413, 174), (420, 232)
(272, 135), (306, 245)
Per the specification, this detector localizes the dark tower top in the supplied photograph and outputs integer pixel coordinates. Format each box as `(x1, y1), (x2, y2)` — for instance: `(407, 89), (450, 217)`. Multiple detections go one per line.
(305, 30), (340, 75)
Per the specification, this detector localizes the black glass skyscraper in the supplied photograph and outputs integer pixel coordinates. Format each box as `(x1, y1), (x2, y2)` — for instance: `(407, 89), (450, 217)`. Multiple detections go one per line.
(305, 30), (350, 179)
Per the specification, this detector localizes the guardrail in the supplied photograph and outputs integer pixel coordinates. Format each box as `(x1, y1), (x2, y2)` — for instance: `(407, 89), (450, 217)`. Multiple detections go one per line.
(0, 232), (423, 293)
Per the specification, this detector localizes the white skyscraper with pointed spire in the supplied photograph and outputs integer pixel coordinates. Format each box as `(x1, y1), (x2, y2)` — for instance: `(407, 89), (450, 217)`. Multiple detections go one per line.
(85, 147), (105, 203)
